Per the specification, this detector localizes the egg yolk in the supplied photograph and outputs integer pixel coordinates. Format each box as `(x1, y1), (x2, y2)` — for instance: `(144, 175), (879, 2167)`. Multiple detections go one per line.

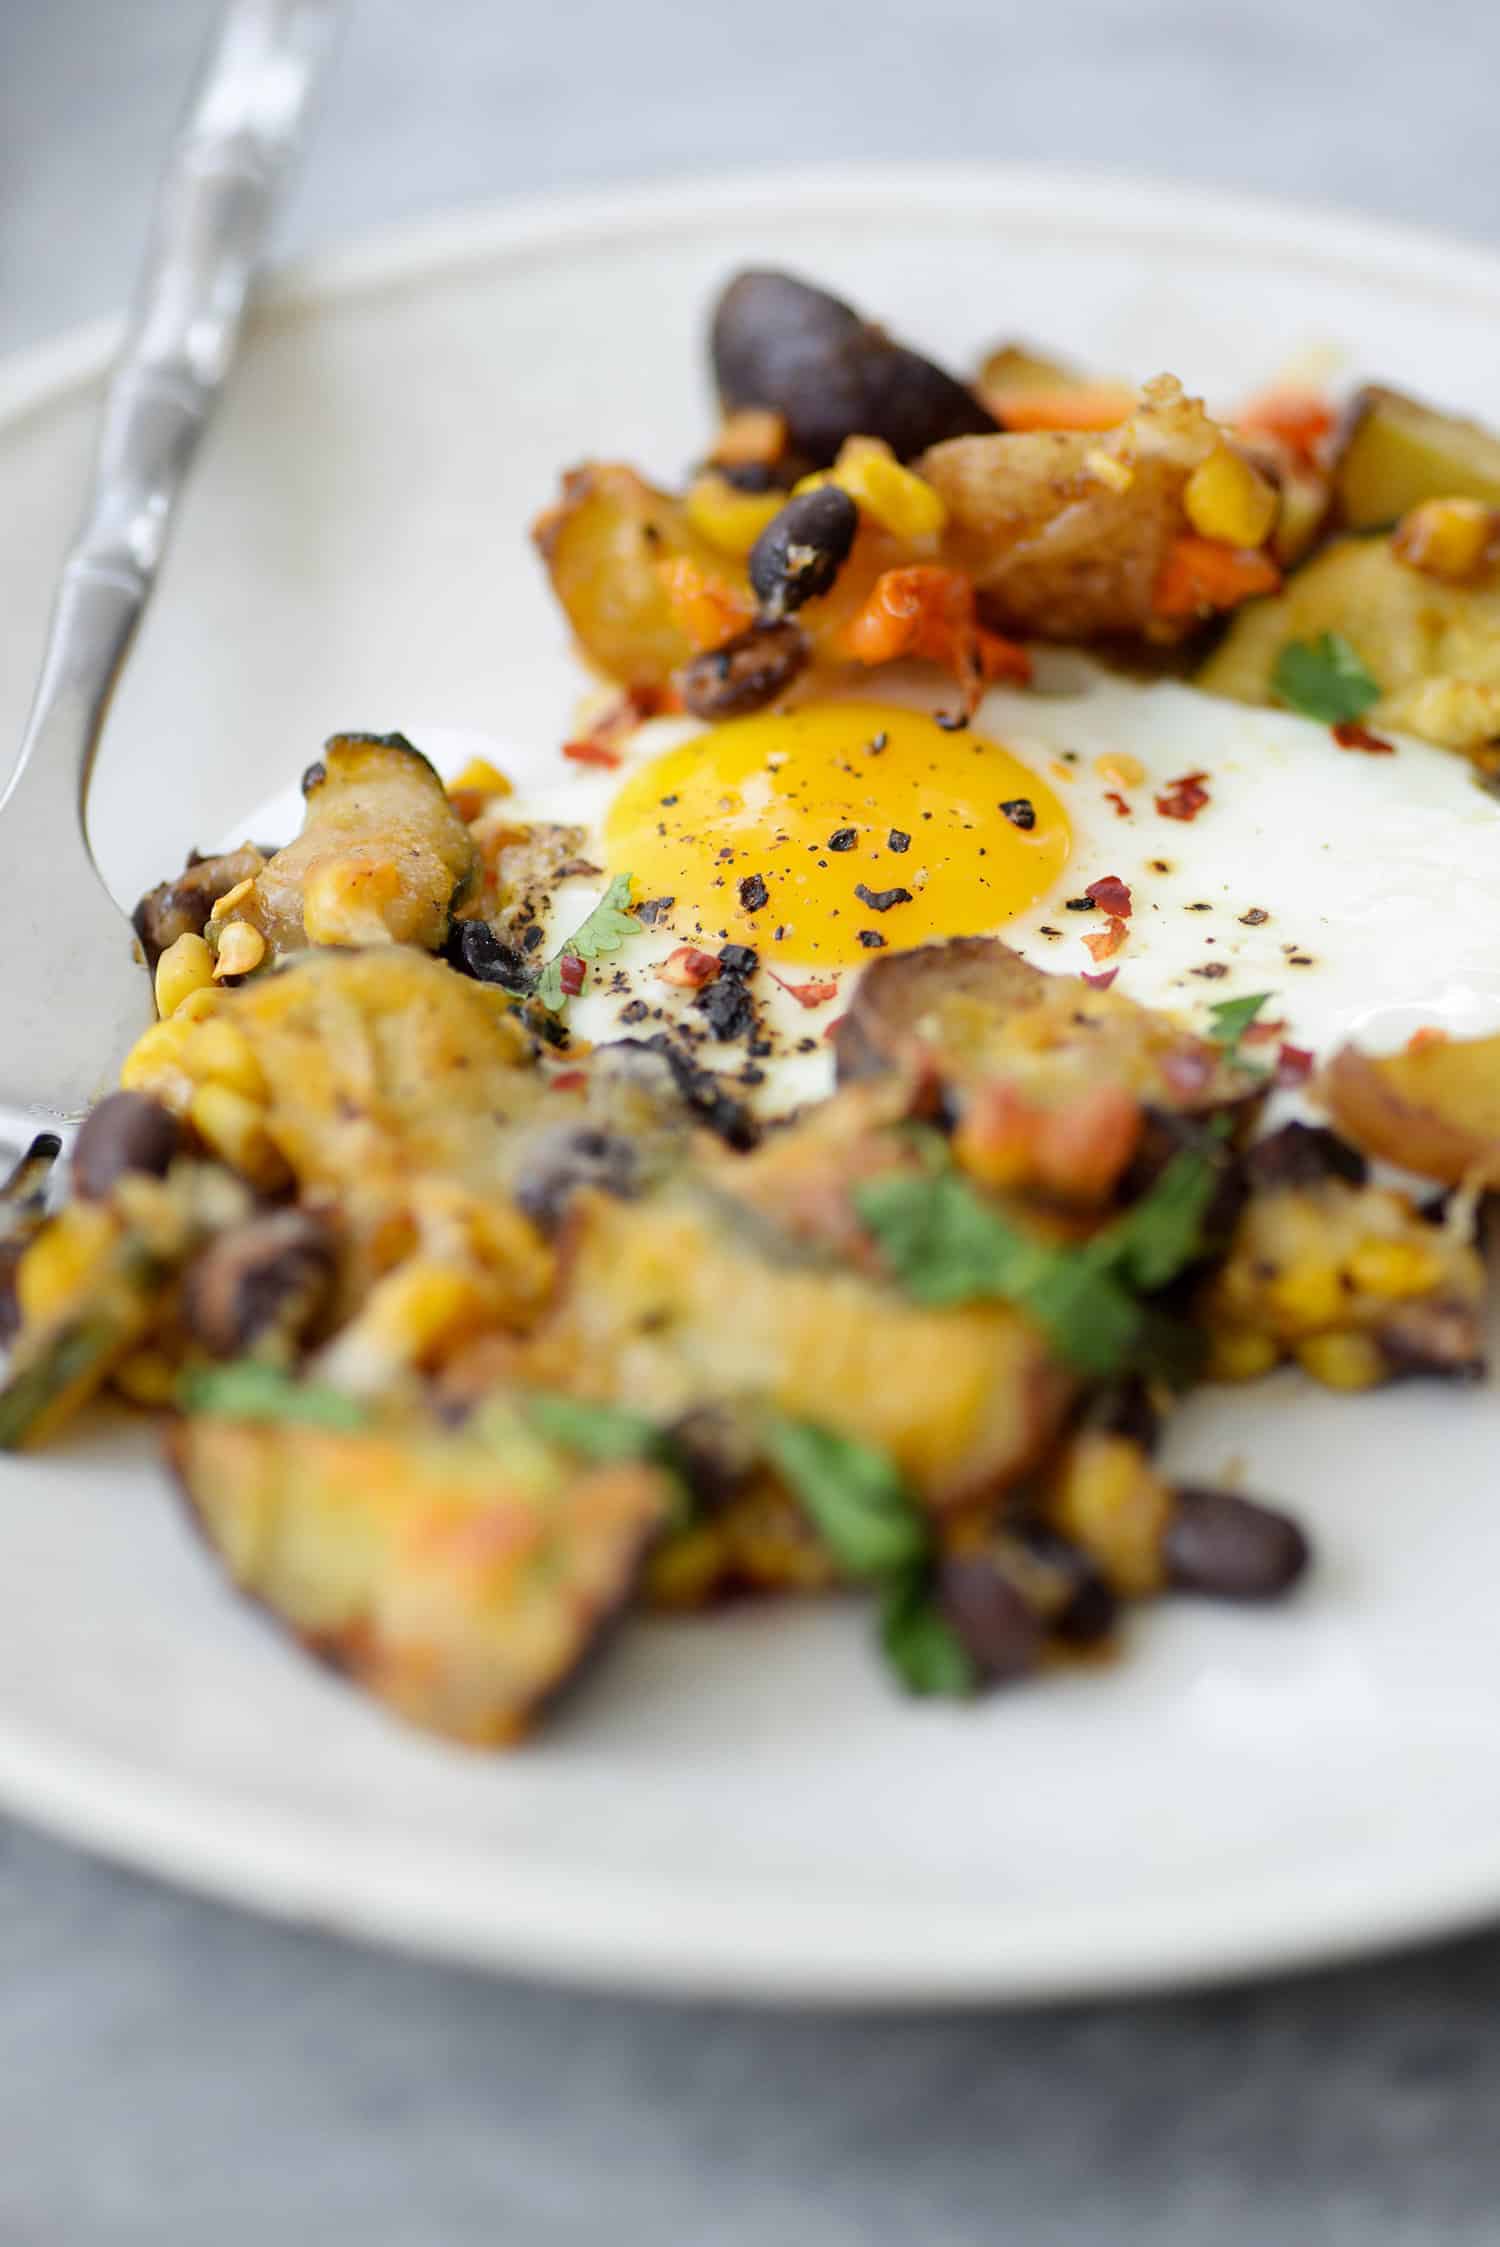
(603, 703), (1071, 966)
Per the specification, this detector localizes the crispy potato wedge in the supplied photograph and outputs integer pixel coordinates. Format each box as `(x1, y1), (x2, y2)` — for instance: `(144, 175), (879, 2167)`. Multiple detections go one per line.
(530, 1183), (1075, 1513)
(233, 733), (478, 957)
(917, 375), (1223, 641)
(1197, 532), (1500, 754)
(169, 1407), (673, 1745)
(533, 463), (725, 689)
(1323, 1034), (1500, 1186)
(1331, 385), (1500, 530)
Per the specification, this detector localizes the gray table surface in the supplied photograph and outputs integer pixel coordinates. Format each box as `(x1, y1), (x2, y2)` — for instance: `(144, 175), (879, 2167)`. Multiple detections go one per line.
(5, 3), (1500, 2240)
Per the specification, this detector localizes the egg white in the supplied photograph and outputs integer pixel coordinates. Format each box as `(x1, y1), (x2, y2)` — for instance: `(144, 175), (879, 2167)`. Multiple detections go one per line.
(234, 659), (1500, 1117)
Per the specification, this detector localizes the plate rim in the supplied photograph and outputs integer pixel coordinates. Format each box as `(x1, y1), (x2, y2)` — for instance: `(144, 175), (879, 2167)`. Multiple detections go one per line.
(7, 159), (1500, 2006)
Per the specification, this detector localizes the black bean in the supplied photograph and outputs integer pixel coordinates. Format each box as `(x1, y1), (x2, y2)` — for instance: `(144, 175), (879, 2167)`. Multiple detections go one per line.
(937, 1553), (1045, 1682)
(999, 798), (1036, 830)
(711, 269), (997, 465)
(694, 972), (757, 1043)
(513, 1125), (644, 1235)
(1243, 1122), (1367, 1194)
(1164, 1485), (1310, 1601)
(180, 1209), (335, 1360)
(747, 485), (859, 618)
(71, 1093), (183, 1202)
(677, 619), (809, 721)
(717, 943), (759, 976)
(444, 919), (536, 993)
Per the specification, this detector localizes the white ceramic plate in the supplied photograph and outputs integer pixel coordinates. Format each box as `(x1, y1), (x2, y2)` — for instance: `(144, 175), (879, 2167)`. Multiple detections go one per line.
(6, 166), (1500, 2005)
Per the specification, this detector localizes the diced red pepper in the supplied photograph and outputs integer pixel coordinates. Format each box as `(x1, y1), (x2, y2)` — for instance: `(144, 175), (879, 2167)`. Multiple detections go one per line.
(563, 738), (624, 769)
(1274, 1043), (1315, 1087)
(1331, 720), (1395, 756)
(558, 953), (586, 998)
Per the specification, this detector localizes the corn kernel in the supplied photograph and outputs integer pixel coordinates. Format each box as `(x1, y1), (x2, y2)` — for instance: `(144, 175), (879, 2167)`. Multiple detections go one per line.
(1183, 443), (1279, 550)
(683, 473), (784, 557)
(209, 876), (256, 923)
(1295, 1331), (1386, 1391)
(1347, 1237), (1442, 1300)
(1208, 1328), (1280, 1383)
(829, 437), (949, 540)
(15, 1204), (118, 1325)
(188, 1083), (288, 1190)
(1266, 1260), (1347, 1333)
(1392, 497), (1498, 584)
(212, 920), (267, 980)
(119, 1016), (197, 1105)
(154, 932), (215, 1019)
(174, 985), (222, 1025)
(358, 1259), (495, 1366)
(448, 757), (512, 801)
(1084, 446), (1135, 494)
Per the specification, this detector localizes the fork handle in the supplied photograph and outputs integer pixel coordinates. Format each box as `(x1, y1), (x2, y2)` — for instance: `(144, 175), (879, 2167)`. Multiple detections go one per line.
(1, 0), (343, 841)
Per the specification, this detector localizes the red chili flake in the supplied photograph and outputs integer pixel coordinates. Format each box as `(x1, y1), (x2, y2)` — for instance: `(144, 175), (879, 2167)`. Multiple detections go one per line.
(1080, 967), (1118, 990)
(1083, 916), (1128, 963)
(558, 953), (586, 997)
(1241, 1015), (1288, 1047)
(657, 945), (720, 989)
(562, 738), (624, 769)
(548, 1068), (588, 1093)
(1275, 1043), (1315, 1087)
(1155, 770), (1211, 822)
(822, 1013), (846, 1042)
(770, 970), (839, 1009)
(1331, 720), (1396, 756)
(1104, 790), (1132, 820)
(1084, 874), (1133, 918)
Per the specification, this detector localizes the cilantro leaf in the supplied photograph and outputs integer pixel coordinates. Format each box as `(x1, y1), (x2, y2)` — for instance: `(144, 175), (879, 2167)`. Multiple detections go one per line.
(523, 1391), (670, 1464)
(878, 1568), (977, 1698)
(1207, 990), (1271, 1051)
(762, 1415), (927, 1580)
(1090, 1144), (1223, 1292)
(1272, 633), (1381, 724)
(535, 875), (640, 1011)
(856, 1144), (1218, 1376)
(177, 1361), (369, 1431)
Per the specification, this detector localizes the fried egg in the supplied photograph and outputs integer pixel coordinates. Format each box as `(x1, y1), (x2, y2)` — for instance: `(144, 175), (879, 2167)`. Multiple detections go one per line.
(245, 655), (1500, 1115)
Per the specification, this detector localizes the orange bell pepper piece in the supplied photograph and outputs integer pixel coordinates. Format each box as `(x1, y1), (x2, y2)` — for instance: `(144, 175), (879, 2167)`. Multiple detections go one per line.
(840, 566), (1030, 694)
(1152, 536), (1281, 620)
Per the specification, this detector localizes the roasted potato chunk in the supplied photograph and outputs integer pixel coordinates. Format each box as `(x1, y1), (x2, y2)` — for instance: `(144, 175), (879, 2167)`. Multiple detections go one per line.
(917, 375), (1226, 642)
(530, 1184), (1074, 1513)
(1323, 1032), (1500, 1186)
(169, 1406), (673, 1745)
(1331, 385), (1500, 530)
(533, 464), (730, 690)
(1197, 531), (1500, 753)
(133, 844), (268, 970)
(229, 734), (478, 958)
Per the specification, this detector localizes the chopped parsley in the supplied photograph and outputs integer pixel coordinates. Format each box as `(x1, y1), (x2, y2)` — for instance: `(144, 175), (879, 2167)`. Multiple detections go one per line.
(177, 1361), (369, 1431)
(535, 875), (641, 1012)
(764, 1414), (973, 1698)
(1271, 633), (1380, 724)
(1206, 988), (1274, 1074)
(855, 1143), (1220, 1378)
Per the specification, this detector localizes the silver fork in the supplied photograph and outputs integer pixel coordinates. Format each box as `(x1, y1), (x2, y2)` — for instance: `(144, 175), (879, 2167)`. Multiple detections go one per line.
(0, 0), (342, 1196)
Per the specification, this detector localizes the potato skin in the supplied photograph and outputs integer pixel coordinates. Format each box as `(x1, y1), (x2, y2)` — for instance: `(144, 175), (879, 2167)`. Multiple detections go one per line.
(1331, 385), (1500, 531)
(711, 269), (996, 467)
(1323, 1035), (1500, 1186)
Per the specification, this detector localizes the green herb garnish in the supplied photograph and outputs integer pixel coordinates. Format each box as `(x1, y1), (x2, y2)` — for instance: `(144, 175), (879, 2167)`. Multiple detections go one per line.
(855, 1143), (1218, 1377)
(878, 1568), (978, 1698)
(535, 874), (641, 1011)
(762, 1415), (927, 1579)
(523, 1391), (671, 1465)
(1271, 633), (1380, 724)
(177, 1361), (369, 1431)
